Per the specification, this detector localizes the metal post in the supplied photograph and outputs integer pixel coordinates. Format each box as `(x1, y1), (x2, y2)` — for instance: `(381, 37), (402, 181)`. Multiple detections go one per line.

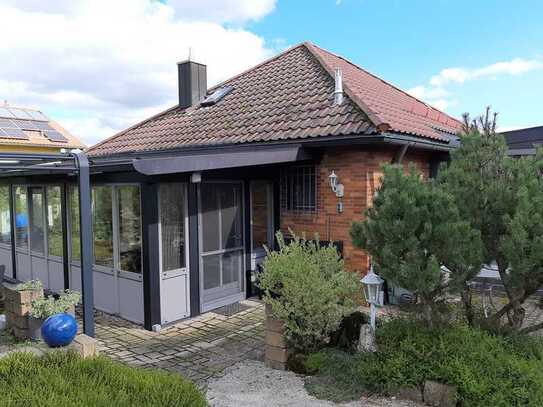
(370, 302), (376, 331)
(8, 184), (17, 280)
(60, 183), (70, 290)
(73, 152), (95, 337)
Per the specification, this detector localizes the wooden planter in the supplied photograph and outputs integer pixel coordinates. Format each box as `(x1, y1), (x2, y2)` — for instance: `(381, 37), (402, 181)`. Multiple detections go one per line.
(3, 283), (44, 340)
(264, 304), (290, 370)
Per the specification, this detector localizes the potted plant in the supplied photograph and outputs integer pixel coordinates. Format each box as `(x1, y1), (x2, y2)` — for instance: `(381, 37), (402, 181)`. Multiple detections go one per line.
(29, 290), (80, 341)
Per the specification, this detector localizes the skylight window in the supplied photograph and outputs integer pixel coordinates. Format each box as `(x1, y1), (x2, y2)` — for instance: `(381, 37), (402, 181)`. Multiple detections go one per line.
(201, 86), (233, 107)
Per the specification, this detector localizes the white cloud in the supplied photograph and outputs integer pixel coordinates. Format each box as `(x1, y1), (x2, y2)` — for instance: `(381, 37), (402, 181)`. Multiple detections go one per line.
(0, 0), (277, 146)
(409, 57), (543, 112)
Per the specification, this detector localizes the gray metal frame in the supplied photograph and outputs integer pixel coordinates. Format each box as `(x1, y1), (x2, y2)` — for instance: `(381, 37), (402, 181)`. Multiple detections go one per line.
(197, 180), (246, 312)
(0, 152), (95, 337)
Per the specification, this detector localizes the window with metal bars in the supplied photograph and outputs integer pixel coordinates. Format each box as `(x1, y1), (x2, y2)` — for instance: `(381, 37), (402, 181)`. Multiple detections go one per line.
(280, 165), (317, 212)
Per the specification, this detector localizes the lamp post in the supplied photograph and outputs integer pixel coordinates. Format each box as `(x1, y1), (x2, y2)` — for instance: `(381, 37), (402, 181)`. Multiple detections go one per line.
(360, 264), (384, 331)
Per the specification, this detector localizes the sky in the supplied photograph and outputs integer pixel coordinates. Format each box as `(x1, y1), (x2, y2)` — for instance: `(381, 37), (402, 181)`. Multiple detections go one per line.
(0, 0), (542, 146)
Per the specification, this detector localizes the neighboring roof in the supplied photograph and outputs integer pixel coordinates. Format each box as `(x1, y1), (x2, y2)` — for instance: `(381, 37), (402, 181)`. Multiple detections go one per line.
(502, 125), (543, 151)
(0, 106), (85, 150)
(89, 42), (462, 157)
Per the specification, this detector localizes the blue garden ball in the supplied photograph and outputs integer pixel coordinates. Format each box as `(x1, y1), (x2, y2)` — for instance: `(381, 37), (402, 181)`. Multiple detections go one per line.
(41, 313), (78, 348)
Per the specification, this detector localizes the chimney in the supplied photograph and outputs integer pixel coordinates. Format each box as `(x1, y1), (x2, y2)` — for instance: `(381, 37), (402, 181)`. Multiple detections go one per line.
(177, 60), (207, 109)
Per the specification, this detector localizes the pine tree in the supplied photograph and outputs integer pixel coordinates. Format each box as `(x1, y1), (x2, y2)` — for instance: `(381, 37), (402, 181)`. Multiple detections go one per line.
(350, 164), (481, 327)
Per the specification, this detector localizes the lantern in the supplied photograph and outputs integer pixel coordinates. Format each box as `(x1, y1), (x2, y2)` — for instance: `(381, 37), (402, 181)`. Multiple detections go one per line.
(360, 264), (384, 331)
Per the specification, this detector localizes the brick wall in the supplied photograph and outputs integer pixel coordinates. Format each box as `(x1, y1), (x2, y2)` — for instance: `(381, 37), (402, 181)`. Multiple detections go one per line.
(280, 146), (432, 274)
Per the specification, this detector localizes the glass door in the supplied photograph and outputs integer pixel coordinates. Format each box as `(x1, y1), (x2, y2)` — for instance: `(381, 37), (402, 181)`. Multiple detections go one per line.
(199, 182), (244, 311)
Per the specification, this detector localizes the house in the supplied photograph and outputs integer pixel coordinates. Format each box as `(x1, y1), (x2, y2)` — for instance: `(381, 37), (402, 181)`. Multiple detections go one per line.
(502, 125), (543, 156)
(0, 105), (85, 153)
(0, 42), (462, 330)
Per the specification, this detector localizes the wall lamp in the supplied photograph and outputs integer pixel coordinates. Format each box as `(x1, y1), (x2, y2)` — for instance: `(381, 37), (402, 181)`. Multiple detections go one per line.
(328, 170), (344, 198)
(328, 170), (344, 213)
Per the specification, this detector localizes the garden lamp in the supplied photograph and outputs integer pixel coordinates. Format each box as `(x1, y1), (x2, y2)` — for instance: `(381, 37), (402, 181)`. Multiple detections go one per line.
(360, 264), (384, 331)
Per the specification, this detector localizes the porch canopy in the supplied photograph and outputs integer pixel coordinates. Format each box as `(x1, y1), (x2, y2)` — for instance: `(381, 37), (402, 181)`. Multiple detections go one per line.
(0, 151), (94, 336)
(132, 145), (311, 175)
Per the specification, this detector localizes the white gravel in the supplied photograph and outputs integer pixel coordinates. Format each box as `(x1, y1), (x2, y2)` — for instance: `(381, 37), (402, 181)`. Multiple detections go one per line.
(206, 360), (421, 407)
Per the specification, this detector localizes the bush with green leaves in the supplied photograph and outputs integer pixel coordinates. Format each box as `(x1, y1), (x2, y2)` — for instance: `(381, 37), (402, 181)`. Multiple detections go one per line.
(15, 279), (43, 291)
(258, 231), (359, 353)
(30, 290), (81, 320)
(306, 318), (543, 406)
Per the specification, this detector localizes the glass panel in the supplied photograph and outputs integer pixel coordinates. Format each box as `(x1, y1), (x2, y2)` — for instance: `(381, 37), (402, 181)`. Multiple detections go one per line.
(160, 184), (186, 271)
(69, 186), (80, 261)
(118, 186), (141, 274)
(222, 251), (241, 285)
(251, 182), (269, 251)
(0, 185), (11, 245)
(220, 184), (242, 249)
(201, 184), (220, 253)
(14, 186), (28, 249)
(30, 188), (45, 253)
(46, 186), (63, 257)
(203, 254), (221, 290)
(92, 186), (113, 268)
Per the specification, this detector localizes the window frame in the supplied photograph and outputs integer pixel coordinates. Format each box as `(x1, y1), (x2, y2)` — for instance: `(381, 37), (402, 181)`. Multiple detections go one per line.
(89, 183), (143, 279)
(280, 164), (317, 213)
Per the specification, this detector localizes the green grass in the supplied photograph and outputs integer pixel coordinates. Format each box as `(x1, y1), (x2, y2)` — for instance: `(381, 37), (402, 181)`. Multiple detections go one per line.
(0, 351), (206, 407)
(305, 318), (543, 406)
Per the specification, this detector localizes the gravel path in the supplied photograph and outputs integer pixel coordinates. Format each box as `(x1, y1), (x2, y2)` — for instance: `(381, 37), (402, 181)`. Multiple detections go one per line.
(206, 360), (421, 407)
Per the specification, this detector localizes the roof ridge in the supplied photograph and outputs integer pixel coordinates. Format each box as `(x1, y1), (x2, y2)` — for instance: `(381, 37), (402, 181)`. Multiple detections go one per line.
(303, 42), (387, 131)
(88, 43), (309, 153)
(307, 42), (462, 127)
(208, 42), (308, 91)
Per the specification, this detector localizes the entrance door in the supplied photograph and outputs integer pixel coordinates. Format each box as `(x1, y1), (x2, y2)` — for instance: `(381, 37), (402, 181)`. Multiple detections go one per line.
(199, 182), (244, 312)
(159, 183), (190, 324)
(250, 181), (274, 270)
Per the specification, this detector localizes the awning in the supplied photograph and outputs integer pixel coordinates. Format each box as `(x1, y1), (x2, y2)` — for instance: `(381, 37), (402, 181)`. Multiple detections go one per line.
(132, 145), (311, 175)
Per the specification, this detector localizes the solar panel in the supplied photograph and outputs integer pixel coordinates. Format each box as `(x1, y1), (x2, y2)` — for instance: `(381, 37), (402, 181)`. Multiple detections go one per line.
(8, 108), (33, 120)
(33, 121), (54, 131)
(26, 110), (48, 121)
(0, 118), (17, 128)
(44, 130), (68, 142)
(11, 119), (39, 130)
(0, 128), (29, 140)
(0, 107), (15, 119)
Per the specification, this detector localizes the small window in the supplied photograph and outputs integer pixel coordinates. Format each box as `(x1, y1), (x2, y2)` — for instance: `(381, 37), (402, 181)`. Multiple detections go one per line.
(280, 165), (317, 212)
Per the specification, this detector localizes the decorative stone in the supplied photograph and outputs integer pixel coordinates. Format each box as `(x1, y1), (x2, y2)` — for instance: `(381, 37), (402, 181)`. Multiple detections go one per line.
(70, 334), (98, 358)
(357, 323), (376, 352)
(423, 380), (457, 407)
(396, 387), (424, 403)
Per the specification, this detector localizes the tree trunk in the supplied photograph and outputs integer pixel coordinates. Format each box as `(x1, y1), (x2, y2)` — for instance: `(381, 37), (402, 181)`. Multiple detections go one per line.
(461, 284), (474, 326)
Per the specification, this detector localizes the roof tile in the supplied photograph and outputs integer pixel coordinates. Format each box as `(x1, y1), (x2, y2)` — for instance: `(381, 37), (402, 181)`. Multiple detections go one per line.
(89, 42), (461, 157)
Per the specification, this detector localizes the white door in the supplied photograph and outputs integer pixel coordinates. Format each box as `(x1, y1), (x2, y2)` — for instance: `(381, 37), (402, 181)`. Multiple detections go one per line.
(159, 183), (190, 324)
(199, 182), (245, 312)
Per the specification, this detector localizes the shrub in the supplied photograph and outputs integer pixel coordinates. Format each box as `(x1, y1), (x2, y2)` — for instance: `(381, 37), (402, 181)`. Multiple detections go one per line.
(0, 351), (206, 406)
(306, 318), (543, 406)
(15, 279), (43, 291)
(258, 231), (359, 353)
(30, 290), (81, 319)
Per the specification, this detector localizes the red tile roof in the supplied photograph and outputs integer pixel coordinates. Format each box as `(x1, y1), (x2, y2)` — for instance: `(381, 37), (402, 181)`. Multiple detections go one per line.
(88, 42), (461, 157)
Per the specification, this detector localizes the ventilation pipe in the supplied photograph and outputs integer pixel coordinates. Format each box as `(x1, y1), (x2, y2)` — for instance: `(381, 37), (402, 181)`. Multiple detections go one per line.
(334, 68), (343, 105)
